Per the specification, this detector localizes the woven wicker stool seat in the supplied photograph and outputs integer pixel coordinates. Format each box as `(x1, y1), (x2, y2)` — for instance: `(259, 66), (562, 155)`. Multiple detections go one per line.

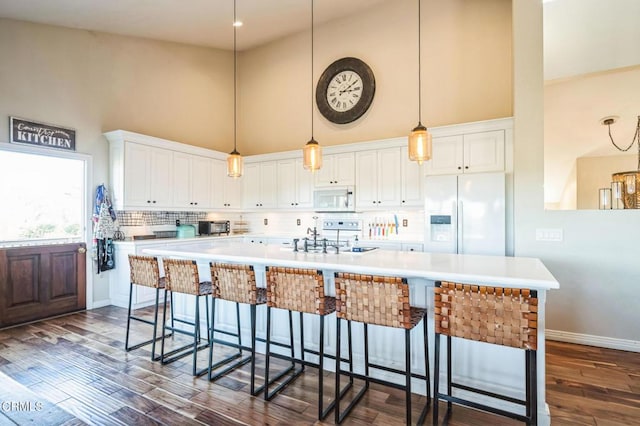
(433, 281), (538, 425)
(334, 272), (431, 425)
(208, 263), (266, 396)
(160, 258), (212, 377)
(125, 255), (172, 361)
(264, 266), (352, 421)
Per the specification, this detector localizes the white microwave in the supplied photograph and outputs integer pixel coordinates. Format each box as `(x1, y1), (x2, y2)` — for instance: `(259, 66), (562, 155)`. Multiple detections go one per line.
(313, 186), (356, 212)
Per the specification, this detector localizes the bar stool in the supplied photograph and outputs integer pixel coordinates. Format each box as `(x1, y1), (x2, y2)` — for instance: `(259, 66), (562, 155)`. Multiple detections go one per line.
(125, 255), (171, 361)
(334, 272), (430, 425)
(433, 281), (538, 425)
(208, 262), (266, 396)
(264, 266), (352, 420)
(160, 258), (212, 376)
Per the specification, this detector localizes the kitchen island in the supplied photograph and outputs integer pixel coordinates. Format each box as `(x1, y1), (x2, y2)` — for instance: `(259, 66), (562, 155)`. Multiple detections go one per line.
(143, 240), (558, 425)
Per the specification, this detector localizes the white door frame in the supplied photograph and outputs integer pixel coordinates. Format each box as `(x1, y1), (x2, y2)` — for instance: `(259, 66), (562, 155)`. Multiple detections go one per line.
(0, 142), (95, 309)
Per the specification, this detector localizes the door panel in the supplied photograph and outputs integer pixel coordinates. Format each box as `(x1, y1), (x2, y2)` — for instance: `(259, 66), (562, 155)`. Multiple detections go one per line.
(7, 254), (40, 306)
(0, 243), (86, 328)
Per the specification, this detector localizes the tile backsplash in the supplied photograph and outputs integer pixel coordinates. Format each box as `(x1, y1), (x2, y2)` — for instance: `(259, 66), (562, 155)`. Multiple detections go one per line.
(116, 211), (207, 227)
(115, 209), (424, 241)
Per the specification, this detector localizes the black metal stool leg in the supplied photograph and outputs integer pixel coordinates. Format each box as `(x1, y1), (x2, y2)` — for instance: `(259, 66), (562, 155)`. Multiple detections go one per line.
(264, 306), (272, 401)
(335, 316), (341, 424)
(207, 297), (217, 381)
(150, 287), (160, 360)
(125, 282), (133, 350)
(447, 335), (452, 411)
(193, 295), (200, 376)
(405, 328), (412, 426)
(433, 332), (440, 425)
(160, 289), (169, 363)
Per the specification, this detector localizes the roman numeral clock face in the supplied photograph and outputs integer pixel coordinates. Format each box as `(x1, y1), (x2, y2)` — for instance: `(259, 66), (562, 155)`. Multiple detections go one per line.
(327, 71), (363, 112)
(316, 57), (375, 124)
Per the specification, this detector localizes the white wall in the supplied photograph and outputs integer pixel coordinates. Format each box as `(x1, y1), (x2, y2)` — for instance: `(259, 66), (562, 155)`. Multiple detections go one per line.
(0, 19), (234, 304)
(514, 1), (640, 345)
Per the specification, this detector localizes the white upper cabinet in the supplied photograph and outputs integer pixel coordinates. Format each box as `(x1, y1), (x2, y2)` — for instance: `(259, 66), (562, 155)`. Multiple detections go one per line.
(111, 141), (174, 210)
(277, 158), (314, 209)
(173, 152), (211, 210)
(355, 148), (402, 209)
(425, 130), (505, 175)
(243, 161), (278, 209)
(211, 159), (243, 209)
(314, 152), (355, 187)
(400, 146), (424, 207)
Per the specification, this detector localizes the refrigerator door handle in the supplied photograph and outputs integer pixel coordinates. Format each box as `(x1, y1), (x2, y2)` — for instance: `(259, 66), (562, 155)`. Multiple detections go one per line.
(458, 200), (463, 254)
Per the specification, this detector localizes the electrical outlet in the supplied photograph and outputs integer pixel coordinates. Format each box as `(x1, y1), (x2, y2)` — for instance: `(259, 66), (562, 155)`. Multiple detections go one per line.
(402, 219), (408, 227)
(296, 219), (301, 226)
(535, 228), (563, 242)
(264, 218), (268, 226)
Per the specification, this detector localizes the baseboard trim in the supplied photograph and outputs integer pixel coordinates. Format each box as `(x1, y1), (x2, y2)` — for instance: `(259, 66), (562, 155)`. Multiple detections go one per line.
(546, 329), (640, 353)
(88, 299), (112, 310)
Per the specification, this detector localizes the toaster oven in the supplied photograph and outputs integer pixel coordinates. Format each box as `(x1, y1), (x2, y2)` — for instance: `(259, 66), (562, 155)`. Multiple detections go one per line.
(198, 220), (230, 236)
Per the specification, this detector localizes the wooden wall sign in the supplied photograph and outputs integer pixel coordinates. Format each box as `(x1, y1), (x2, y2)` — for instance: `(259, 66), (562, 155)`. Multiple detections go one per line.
(10, 117), (76, 151)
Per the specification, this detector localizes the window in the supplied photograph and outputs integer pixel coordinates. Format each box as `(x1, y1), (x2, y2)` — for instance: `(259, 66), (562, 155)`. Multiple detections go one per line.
(0, 148), (86, 245)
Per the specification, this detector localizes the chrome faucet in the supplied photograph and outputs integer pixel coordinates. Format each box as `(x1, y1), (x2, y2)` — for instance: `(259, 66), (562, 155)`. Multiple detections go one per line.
(307, 227), (319, 247)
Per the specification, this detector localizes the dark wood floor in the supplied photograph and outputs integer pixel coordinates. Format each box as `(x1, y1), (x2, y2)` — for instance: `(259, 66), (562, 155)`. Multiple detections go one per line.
(0, 306), (637, 425)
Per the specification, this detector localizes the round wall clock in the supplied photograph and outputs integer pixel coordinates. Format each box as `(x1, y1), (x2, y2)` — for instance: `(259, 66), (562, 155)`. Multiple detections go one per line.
(316, 57), (375, 124)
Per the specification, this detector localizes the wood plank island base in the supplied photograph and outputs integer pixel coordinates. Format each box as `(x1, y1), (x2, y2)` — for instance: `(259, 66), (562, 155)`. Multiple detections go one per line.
(143, 240), (559, 425)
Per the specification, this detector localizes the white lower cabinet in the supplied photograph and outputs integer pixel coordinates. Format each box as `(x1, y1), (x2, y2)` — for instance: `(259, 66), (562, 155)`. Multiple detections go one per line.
(110, 243), (163, 309)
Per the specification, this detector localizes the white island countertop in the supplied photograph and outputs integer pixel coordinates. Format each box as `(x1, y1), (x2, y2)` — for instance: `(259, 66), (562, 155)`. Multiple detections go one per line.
(143, 241), (559, 291)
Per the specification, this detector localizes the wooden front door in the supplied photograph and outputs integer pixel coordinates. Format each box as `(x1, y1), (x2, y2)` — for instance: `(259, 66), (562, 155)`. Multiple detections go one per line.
(0, 243), (86, 328)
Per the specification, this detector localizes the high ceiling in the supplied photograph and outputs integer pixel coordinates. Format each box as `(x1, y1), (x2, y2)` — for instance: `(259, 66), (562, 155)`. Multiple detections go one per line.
(0, 0), (389, 51)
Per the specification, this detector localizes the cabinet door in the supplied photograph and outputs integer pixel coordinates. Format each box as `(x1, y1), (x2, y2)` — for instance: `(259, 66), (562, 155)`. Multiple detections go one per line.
(424, 135), (464, 175)
(149, 148), (174, 207)
(355, 150), (379, 208)
(295, 158), (314, 208)
(210, 159), (226, 209)
(243, 163), (261, 208)
(377, 148), (402, 206)
(333, 152), (356, 186)
(123, 143), (151, 206)
(400, 146), (424, 207)
(224, 175), (243, 209)
(277, 159), (297, 208)
(260, 161), (278, 208)
(211, 160), (243, 209)
(463, 130), (505, 173)
(172, 152), (192, 208)
(314, 156), (335, 187)
(190, 156), (211, 208)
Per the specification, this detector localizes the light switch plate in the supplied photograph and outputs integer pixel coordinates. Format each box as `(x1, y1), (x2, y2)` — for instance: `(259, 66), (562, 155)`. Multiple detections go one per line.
(296, 219), (301, 226)
(536, 228), (563, 242)
(264, 218), (268, 226)
(402, 219), (408, 227)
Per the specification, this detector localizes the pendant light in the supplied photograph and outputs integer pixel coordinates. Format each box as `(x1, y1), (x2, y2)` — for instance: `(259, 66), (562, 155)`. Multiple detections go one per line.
(408, 0), (432, 165)
(227, 0), (243, 178)
(303, 0), (322, 171)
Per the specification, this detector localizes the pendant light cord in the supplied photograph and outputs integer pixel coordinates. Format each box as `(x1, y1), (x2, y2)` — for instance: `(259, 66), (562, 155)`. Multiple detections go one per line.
(607, 116), (640, 169)
(311, 0), (314, 139)
(417, 0), (422, 124)
(234, 0), (238, 152)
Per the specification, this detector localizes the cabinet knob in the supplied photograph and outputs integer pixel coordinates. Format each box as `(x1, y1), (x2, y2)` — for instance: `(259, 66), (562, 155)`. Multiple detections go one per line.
(458, 166), (462, 170)
(194, 202), (198, 205)
(152, 200), (156, 203)
(147, 200), (151, 203)
(402, 200), (405, 203)
(465, 166), (469, 169)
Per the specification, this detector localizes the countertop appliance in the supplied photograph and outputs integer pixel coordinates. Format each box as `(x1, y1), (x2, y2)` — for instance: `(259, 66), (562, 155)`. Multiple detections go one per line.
(313, 187), (355, 212)
(198, 220), (230, 236)
(424, 172), (505, 255)
(176, 224), (196, 239)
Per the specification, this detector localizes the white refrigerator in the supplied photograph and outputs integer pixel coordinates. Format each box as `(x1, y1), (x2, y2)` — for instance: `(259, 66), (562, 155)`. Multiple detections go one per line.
(424, 172), (505, 255)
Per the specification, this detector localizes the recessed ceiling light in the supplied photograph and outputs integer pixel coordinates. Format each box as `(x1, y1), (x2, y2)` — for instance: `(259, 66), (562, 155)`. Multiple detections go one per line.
(233, 21), (243, 27)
